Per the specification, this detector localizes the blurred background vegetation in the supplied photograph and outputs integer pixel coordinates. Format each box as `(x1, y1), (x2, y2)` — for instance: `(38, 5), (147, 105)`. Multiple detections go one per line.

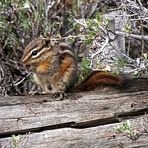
(0, 0), (148, 96)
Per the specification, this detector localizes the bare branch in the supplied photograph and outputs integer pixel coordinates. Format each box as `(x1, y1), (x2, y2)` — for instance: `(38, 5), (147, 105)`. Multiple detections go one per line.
(116, 31), (148, 41)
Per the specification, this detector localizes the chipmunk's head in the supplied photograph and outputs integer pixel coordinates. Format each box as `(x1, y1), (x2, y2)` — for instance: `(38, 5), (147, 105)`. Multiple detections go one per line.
(21, 37), (57, 66)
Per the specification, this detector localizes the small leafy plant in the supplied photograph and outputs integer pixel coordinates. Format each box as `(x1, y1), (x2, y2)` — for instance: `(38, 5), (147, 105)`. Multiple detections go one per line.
(11, 134), (23, 148)
(78, 57), (91, 80)
(115, 120), (141, 141)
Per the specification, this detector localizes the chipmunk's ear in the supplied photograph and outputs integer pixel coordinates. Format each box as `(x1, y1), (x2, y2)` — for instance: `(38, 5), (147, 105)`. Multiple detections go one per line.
(58, 42), (72, 51)
(45, 39), (51, 47)
(42, 37), (51, 47)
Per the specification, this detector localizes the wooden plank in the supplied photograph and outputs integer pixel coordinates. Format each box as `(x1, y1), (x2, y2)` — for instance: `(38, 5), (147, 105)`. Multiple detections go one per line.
(0, 116), (147, 148)
(0, 91), (148, 135)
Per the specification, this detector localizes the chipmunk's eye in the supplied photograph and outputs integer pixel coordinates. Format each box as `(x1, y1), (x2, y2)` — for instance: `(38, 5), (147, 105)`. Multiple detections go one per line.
(31, 50), (38, 56)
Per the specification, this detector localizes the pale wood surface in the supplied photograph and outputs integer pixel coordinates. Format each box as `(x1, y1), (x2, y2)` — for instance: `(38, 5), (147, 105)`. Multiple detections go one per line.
(0, 89), (148, 147)
(0, 116), (147, 148)
(0, 91), (148, 135)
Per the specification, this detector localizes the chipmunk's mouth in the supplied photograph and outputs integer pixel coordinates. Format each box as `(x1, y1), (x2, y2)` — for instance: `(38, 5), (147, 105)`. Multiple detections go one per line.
(21, 64), (31, 70)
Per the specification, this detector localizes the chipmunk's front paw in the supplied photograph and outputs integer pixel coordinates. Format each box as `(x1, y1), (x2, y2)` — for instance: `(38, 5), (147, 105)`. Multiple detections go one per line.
(54, 91), (67, 100)
(29, 90), (49, 96)
(29, 90), (39, 95)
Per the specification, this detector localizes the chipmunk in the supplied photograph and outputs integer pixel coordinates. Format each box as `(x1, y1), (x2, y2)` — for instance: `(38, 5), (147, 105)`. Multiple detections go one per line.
(21, 37), (77, 98)
(21, 37), (124, 99)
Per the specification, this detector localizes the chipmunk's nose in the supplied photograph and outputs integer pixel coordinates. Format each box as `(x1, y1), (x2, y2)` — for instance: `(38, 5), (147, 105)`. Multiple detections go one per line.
(21, 56), (25, 63)
(21, 55), (27, 65)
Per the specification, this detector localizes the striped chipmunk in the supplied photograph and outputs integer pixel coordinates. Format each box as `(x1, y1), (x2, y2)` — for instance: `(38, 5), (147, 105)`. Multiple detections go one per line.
(21, 37), (125, 99)
(21, 37), (77, 99)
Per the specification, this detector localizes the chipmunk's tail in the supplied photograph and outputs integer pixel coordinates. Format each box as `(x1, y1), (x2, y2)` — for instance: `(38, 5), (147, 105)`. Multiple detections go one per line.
(73, 71), (148, 92)
(74, 71), (124, 92)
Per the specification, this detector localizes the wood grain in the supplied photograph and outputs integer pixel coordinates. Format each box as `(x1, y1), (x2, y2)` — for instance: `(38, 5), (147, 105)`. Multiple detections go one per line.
(0, 116), (147, 148)
(0, 91), (148, 135)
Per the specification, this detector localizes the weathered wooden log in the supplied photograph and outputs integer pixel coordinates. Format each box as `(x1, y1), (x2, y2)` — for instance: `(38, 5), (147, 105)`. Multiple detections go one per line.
(0, 79), (148, 147)
(0, 90), (148, 136)
(0, 116), (147, 148)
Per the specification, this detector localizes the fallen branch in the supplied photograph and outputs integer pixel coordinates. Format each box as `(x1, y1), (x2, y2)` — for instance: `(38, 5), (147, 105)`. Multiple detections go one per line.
(116, 31), (148, 41)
